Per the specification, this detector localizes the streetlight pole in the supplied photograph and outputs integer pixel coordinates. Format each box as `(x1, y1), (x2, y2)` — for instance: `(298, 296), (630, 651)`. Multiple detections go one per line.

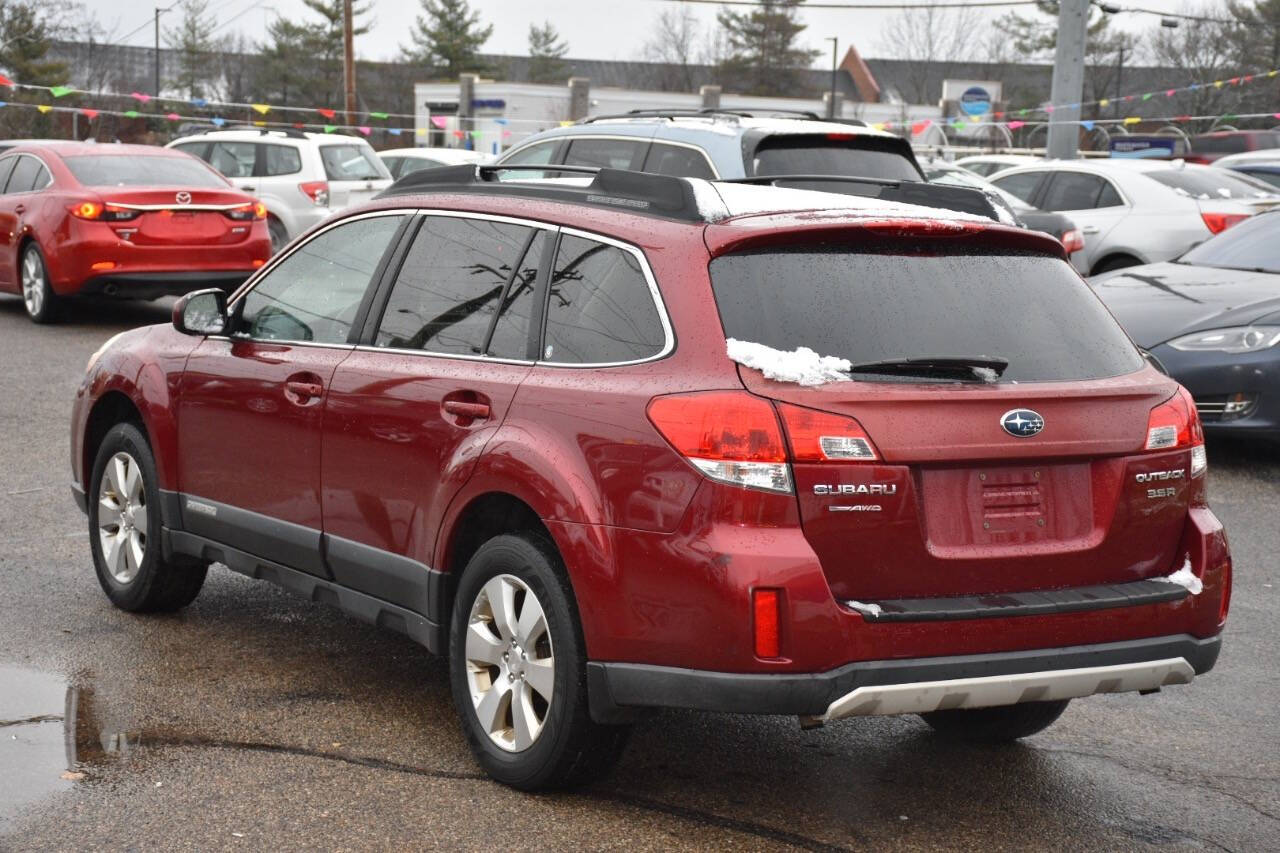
(825, 37), (838, 119)
(154, 5), (176, 98)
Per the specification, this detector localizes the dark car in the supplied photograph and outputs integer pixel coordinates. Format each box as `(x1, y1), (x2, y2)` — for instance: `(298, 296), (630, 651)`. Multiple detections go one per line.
(1092, 211), (1280, 437)
(71, 165), (1229, 790)
(1187, 130), (1280, 164)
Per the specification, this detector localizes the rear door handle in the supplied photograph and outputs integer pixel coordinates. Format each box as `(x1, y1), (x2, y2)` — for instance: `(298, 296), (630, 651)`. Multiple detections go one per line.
(1081, 225), (1100, 235)
(285, 379), (324, 401)
(13, 204), (24, 214)
(239, 185), (254, 191)
(443, 400), (491, 419)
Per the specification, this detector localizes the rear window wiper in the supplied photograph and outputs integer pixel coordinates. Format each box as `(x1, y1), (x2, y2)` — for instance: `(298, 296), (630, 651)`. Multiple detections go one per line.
(846, 356), (1009, 381)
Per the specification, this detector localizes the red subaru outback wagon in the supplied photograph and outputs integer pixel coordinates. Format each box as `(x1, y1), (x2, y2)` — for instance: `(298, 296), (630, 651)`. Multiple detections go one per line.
(71, 166), (1230, 790)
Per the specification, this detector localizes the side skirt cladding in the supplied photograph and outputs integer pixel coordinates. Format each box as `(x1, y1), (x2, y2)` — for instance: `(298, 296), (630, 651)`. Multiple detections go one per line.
(159, 491), (450, 654)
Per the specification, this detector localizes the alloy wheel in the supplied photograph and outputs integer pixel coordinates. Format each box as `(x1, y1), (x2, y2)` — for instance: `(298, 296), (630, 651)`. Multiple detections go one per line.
(97, 452), (148, 584)
(21, 250), (44, 318)
(464, 573), (555, 752)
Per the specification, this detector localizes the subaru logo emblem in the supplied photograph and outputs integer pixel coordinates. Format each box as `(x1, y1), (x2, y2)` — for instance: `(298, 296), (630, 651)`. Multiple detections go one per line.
(175, 191), (192, 205)
(1000, 408), (1044, 438)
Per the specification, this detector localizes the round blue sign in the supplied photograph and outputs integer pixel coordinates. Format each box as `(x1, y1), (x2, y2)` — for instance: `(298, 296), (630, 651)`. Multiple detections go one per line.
(960, 86), (991, 116)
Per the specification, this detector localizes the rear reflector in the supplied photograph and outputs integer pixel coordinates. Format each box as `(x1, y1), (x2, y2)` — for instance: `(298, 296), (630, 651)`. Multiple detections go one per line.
(647, 392), (792, 493)
(753, 589), (781, 659)
(1201, 211), (1250, 234)
(252, 259), (266, 268)
(777, 402), (878, 462)
(90, 261), (117, 271)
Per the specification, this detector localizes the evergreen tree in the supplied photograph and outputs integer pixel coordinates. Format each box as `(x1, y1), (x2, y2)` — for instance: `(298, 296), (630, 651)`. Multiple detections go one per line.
(301, 0), (373, 106)
(403, 0), (493, 79)
(714, 0), (820, 96)
(256, 16), (322, 106)
(165, 0), (217, 99)
(527, 21), (568, 84)
(0, 0), (68, 86)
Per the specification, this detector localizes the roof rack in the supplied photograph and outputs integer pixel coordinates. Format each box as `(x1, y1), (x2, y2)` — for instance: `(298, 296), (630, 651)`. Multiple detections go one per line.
(205, 125), (310, 139)
(725, 175), (1003, 222)
(379, 163), (708, 222)
(577, 108), (865, 126)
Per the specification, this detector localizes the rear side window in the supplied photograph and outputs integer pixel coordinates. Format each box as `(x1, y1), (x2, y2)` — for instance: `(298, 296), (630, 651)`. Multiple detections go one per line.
(5, 156), (40, 192)
(563, 138), (646, 170)
(263, 144), (302, 176)
(488, 230), (549, 360)
(170, 142), (209, 161)
(1039, 173), (1117, 211)
(208, 141), (256, 178)
(374, 216), (533, 354)
(497, 141), (560, 180)
(543, 235), (666, 364)
(399, 157), (445, 177)
(238, 215), (405, 344)
(320, 144), (387, 181)
(991, 171), (1045, 204)
(644, 143), (716, 179)
(0, 156), (16, 193)
(752, 136), (920, 182)
(32, 164), (51, 191)
(710, 248), (1143, 383)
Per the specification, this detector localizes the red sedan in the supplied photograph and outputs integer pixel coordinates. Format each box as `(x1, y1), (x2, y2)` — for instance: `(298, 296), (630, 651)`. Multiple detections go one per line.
(0, 142), (271, 323)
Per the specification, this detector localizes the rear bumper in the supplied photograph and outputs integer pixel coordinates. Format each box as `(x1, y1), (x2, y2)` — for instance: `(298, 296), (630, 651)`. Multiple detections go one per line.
(587, 633), (1220, 721)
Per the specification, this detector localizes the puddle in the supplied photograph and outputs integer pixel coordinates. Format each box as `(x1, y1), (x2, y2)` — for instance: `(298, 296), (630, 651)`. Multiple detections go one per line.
(0, 666), (142, 828)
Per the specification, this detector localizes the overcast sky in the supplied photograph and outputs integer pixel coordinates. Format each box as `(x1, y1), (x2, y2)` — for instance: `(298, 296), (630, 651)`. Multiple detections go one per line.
(80, 0), (1190, 65)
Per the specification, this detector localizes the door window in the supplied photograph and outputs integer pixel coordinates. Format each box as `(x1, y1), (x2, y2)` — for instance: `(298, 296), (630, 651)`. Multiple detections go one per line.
(543, 235), (666, 364)
(991, 170), (1046, 204)
(1039, 172), (1113, 211)
(487, 230), (549, 360)
(236, 214), (405, 344)
(497, 141), (560, 179)
(170, 141), (210, 162)
(319, 144), (388, 181)
(643, 143), (716, 179)
(32, 165), (51, 191)
(0, 156), (15, 193)
(263, 144), (302, 176)
(374, 216), (534, 354)
(563, 138), (646, 170)
(208, 141), (257, 178)
(5, 156), (40, 193)
(381, 156), (403, 178)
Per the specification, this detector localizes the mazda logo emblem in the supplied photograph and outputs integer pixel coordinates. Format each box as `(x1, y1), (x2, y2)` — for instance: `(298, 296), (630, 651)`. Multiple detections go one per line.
(1000, 408), (1045, 438)
(175, 191), (192, 205)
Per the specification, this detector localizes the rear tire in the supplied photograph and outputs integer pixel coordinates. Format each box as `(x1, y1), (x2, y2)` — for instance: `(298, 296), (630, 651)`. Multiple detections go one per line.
(921, 699), (1070, 742)
(88, 423), (208, 613)
(449, 532), (629, 790)
(20, 243), (58, 324)
(267, 217), (289, 254)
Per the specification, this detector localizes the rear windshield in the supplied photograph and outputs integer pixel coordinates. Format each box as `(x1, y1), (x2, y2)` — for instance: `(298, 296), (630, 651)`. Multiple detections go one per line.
(1147, 167), (1275, 200)
(320, 144), (389, 181)
(751, 136), (921, 182)
(64, 155), (228, 188)
(710, 249), (1143, 383)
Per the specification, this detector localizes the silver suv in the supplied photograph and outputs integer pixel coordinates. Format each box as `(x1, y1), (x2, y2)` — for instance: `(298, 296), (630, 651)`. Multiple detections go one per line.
(168, 127), (392, 251)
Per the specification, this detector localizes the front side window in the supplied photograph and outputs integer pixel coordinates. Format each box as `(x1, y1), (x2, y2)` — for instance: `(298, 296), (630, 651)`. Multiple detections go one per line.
(487, 230), (549, 360)
(543, 235), (666, 364)
(237, 215), (405, 344)
(374, 216), (534, 354)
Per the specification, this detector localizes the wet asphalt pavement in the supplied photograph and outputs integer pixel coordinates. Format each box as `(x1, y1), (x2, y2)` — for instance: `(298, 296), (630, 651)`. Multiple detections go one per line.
(0, 294), (1277, 851)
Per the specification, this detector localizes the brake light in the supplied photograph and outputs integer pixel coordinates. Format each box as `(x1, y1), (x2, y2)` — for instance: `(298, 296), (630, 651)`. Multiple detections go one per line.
(825, 133), (855, 141)
(226, 202), (268, 221)
(1145, 386), (1206, 476)
(69, 201), (139, 222)
(1061, 228), (1085, 253)
(776, 402), (878, 462)
(647, 391), (792, 493)
(1201, 211), (1250, 234)
(753, 588), (781, 659)
(299, 181), (329, 206)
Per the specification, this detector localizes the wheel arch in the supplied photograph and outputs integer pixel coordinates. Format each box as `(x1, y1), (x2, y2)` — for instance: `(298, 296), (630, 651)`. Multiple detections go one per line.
(81, 391), (147, 496)
(1090, 250), (1146, 275)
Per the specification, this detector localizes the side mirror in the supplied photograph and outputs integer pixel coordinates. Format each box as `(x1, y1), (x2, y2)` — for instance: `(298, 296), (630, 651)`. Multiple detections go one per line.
(172, 289), (228, 336)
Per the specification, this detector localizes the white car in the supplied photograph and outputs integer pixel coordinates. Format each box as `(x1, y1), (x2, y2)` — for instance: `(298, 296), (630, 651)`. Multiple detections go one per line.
(167, 127), (392, 251)
(379, 147), (490, 179)
(953, 154), (1041, 177)
(988, 159), (1280, 274)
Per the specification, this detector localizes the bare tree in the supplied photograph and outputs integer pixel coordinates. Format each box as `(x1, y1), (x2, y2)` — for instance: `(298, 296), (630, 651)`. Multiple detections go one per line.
(642, 4), (702, 91)
(1152, 3), (1241, 117)
(878, 5), (980, 103)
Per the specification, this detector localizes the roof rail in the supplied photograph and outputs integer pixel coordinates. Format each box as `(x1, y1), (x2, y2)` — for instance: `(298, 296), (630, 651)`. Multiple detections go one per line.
(725, 175), (1004, 222)
(576, 107), (868, 125)
(206, 125), (310, 139)
(379, 163), (708, 222)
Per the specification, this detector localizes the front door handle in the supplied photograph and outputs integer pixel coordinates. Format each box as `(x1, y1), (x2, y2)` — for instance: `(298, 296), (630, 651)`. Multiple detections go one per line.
(443, 400), (490, 419)
(13, 204), (24, 215)
(284, 379), (324, 404)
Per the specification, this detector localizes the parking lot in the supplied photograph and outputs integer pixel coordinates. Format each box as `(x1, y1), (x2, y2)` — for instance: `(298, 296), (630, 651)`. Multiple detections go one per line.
(1, 295), (1277, 851)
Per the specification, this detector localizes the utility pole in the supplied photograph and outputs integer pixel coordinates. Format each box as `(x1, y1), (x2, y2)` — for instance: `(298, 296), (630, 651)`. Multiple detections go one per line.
(343, 0), (357, 126)
(826, 37), (838, 119)
(154, 7), (162, 97)
(1046, 0), (1090, 159)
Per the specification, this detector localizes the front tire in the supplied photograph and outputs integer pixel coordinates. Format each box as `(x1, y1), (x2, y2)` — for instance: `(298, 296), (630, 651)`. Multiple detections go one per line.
(920, 699), (1070, 742)
(88, 423), (208, 612)
(20, 243), (58, 324)
(449, 533), (629, 790)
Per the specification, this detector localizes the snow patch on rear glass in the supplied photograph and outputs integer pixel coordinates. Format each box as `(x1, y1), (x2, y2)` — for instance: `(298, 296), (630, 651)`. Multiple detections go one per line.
(726, 338), (851, 386)
(1154, 554), (1204, 595)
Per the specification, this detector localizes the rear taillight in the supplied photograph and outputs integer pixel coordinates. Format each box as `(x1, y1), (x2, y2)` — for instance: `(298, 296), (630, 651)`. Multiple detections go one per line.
(299, 181), (329, 206)
(776, 402), (879, 462)
(1061, 228), (1084, 253)
(69, 201), (139, 222)
(1145, 386), (1206, 477)
(226, 202), (268, 221)
(1201, 211), (1250, 234)
(753, 588), (781, 659)
(647, 391), (791, 493)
